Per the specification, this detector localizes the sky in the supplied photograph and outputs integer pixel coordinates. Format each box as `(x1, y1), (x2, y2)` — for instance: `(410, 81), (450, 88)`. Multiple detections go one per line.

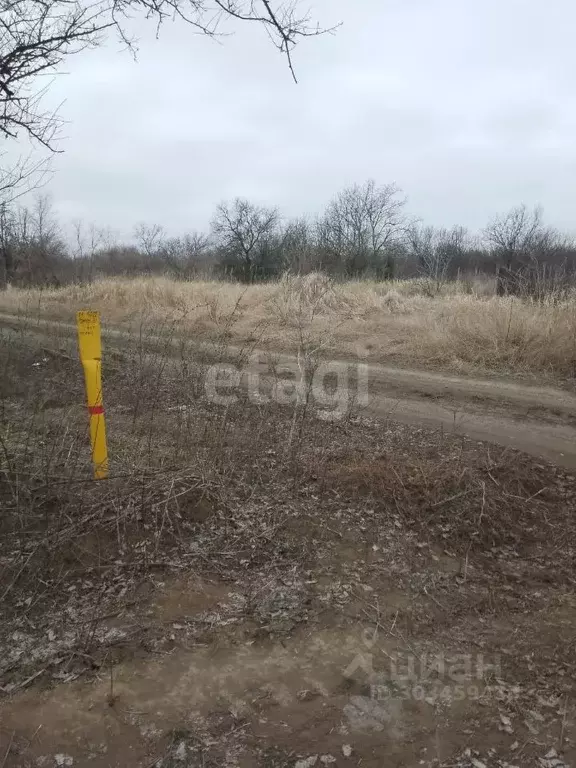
(21, 0), (576, 239)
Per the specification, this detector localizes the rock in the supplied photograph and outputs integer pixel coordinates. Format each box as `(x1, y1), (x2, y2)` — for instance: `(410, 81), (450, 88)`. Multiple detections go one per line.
(173, 741), (187, 761)
(342, 744), (353, 758)
(343, 695), (392, 733)
(499, 713), (514, 734)
(320, 757), (336, 765)
(297, 689), (320, 702)
(54, 756), (73, 767)
(539, 748), (568, 768)
(295, 757), (318, 768)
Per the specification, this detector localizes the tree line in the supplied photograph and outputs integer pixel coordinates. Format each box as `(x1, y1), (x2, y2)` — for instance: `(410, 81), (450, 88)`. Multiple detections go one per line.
(1, 180), (576, 297)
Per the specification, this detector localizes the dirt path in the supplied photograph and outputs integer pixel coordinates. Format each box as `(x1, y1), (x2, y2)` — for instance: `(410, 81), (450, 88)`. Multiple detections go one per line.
(2, 570), (575, 768)
(2, 311), (576, 468)
(0, 618), (443, 767)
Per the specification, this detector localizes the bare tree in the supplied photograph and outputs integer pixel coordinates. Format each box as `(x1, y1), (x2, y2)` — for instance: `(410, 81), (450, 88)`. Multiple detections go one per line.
(0, 193), (66, 286)
(483, 205), (565, 296)
(0, 152), (50, 201)
(28, 193), (66, 283)
(280, 216), (317, 273)
(159, 231), (211, 277)
(134, 222), (165, 258)
(408, 224), (467, 290)
(484, 205), (545, 266)
(212, 197), (278, 281)
(0, 0), (335, 150)
(0, 151), (52, 283)
(0, 201), (15, 286)
(318, 180), (408, 276)
(72, 218), (105, 282)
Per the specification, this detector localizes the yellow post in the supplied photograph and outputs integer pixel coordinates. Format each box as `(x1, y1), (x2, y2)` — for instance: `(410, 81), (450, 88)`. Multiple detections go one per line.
(77, 311), (108, 479)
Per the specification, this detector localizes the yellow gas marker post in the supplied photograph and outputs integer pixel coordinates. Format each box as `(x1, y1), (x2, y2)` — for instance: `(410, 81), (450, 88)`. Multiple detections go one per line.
(77, 311), (108, 479)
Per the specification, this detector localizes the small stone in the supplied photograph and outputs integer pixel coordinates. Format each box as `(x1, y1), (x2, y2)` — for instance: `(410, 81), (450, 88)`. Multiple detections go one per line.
(525, 719), (540, 735)
(320, 757), (336, 765)
(54, 756), (73, 767)
(499, 713), (514, 734)
(173, 741), (186, 761)
(342, 744), (353, 758)
(295, 757), (318, 768)
(297, 689), (319, 702)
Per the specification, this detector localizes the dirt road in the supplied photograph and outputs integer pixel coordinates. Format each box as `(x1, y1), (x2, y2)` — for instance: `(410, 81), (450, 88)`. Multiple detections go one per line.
(2, 311), (576, 468)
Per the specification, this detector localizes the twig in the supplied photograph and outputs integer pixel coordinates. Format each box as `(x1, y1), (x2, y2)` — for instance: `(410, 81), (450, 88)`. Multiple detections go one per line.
(107, 664), (118, 707)
(559, 694), (569, 749)
(476, 481), (486, 527)
(423, 584), (448, 612)
(431, 489), (470, 508)
(11, 667), (47, 692)
(0, 731), (14, 768)
(462, 541), (471, 583)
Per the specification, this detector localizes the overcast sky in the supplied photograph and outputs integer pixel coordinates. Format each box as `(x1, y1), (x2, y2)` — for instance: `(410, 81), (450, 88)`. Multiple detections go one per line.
(33, 0), (576, 239)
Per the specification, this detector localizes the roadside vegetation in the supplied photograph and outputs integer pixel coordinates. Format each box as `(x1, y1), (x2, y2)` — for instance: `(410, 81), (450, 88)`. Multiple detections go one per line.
(2, 179), (576, 383)
(1, 272), (576, 380)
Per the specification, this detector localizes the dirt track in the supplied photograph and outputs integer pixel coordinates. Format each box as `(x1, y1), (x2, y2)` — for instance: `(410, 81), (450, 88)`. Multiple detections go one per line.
(2, 310), (576, 469)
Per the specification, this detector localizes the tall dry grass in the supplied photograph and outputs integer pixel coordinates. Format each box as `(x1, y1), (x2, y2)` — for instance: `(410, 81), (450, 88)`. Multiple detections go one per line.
(1, 273), (575, 378)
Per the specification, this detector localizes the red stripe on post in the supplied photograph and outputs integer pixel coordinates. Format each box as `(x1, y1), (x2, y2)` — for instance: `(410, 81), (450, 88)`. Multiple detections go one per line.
(88, 405), (104, 415)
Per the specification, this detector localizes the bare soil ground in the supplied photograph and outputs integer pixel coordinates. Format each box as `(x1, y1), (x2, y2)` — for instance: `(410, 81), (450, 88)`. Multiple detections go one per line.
(0, 316), (575, 768)
(2, 311), (576, 467)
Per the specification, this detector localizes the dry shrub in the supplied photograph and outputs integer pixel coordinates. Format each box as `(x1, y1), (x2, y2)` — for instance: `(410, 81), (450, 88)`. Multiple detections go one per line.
(0, 277), (252, 329)
(1, 275), (576, 377)
(293, 271), (335, 305)
(380, 288), (405, 313)
(412, 296), (576, 375)
(270, 271), (342, 321)
(322, 449), (576, 567)
(0, 327), (326, 623)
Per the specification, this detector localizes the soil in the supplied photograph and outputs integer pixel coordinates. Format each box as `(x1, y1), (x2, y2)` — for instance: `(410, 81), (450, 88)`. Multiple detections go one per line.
(0, 313), (575, 767)
(2, 311), (576, 467)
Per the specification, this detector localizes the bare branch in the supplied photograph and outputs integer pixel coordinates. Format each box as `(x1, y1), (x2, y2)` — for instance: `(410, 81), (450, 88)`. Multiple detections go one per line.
(0, 0), (336, 156)
(319, 180), (408, 276)
(211, 196), (278, 280)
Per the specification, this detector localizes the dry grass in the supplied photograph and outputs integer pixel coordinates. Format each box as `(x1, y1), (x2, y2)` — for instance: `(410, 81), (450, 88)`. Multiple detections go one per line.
(1, 273), (576, 378)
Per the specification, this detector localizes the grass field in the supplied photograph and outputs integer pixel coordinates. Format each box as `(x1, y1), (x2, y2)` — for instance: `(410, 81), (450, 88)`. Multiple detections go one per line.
(1, 273), (576, 380)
